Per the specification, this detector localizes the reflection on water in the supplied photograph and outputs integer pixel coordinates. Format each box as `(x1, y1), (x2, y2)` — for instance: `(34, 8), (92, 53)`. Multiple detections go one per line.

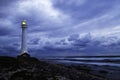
(67, 57), (120, 60)
(48, 57), (120, 67)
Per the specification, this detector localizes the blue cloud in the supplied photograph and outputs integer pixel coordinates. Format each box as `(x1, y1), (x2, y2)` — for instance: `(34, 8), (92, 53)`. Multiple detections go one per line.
(0, 0), (120, 56)
(0, 27), (11, 36)
(27, 33), (120, 56)
(53, 0), (119, 22)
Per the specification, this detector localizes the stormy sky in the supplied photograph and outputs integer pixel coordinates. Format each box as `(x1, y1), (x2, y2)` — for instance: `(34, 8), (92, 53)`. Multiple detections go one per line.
(0, 0), (120, 57)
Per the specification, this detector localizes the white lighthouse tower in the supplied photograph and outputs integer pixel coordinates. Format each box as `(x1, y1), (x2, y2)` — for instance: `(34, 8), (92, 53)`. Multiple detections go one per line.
(17, 20), (30, 58)
(21, 20), (28, 55)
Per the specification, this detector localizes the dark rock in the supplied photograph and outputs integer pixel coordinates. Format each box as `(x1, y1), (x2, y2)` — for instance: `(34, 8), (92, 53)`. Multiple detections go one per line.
(99, 70), (108, 74)
(0, 56), (104, 80)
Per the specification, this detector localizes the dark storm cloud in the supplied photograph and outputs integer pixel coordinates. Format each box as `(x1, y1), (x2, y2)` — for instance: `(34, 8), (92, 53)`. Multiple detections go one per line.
(68, 33), (92, 48)
(0, 44), (19, 56)
(32, 33), (120, 56)
(52, 0), (120, 33)
(68, 34), (79, 41)
(0, 0), (17, 7)
(0, 0), (18, 18)
(53, 0), (119, 21)
(0, 27), (11, 36)
(26, 32), (120, 57)
(0, 0), (120, 56)
(29, 38), (40, 45)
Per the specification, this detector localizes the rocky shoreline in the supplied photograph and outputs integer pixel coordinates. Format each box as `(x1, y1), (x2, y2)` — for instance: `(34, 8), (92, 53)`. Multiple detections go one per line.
(60, 63), (120, 80)
(0, 56), (107, 80)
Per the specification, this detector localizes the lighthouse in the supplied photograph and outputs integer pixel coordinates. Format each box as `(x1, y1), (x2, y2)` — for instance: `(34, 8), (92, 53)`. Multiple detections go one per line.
(17, 20), (30, 59)
(21, 20), (28, 55)
(21, 20), (27, 54)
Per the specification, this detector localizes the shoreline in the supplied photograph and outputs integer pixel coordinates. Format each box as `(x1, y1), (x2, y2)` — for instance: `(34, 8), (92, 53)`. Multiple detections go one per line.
(47, 60), (120, 80)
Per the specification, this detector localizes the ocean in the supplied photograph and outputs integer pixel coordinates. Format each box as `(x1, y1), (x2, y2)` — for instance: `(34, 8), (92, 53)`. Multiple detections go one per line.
(43, 56), (120, 67)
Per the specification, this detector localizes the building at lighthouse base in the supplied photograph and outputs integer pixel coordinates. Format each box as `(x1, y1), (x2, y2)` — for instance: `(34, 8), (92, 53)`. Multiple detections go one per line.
(17, 52), (30, 62)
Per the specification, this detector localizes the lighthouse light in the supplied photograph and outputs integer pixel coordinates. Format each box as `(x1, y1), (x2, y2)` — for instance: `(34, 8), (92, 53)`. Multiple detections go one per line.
(22, 20), (27, 27)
